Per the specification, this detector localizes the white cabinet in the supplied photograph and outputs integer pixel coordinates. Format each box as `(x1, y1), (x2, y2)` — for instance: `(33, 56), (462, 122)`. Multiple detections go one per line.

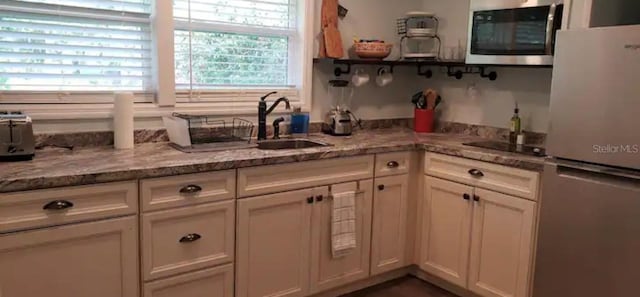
(419, 174), (537, 297)
(141, 200), (235, 281)
(468, 188), (536, 297)
(370, 174), (409, 276)
(236, 188), (314, 297)
(420, 176), (473, 288)
(236, 180), (373, 297)
(309, 180), (372, 294)
(0, 216), (139, 297)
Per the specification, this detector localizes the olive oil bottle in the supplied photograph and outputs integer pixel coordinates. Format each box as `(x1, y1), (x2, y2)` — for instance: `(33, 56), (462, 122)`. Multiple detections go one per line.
(509, 103), (521, 145)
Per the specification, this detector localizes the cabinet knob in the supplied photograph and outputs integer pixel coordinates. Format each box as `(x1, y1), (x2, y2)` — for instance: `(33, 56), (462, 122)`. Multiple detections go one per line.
(463, 194), (471, 200)
(468, 169), (484, 177)
(378, 184), (385, 191)
(386, 161), (400, 168)
(315, 195), (324, 202)
(43, 200), (74, 210)
(179, 233), (202, 243)
(180, 184), (203, 194)
(307, 196), (314, 204)
(473, 195), (480, 202)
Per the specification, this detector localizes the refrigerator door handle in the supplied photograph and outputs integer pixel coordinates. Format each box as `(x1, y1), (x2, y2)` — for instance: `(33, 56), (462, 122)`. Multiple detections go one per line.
(555, 164), (640, 190)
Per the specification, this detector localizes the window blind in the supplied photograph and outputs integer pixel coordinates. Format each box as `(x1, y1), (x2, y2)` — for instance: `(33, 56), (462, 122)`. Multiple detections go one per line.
(174, 0), (297, 93)
(0, 0), (152, 92)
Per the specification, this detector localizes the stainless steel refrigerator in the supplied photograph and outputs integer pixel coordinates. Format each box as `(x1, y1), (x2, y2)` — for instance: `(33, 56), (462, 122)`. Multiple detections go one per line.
(533, 25), (640, 297)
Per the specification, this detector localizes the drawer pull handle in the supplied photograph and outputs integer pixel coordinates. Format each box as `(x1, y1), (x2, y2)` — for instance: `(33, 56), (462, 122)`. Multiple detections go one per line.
(386, 161), (400, 168)
(463, 194), (471, 200)
(180, 185), (202, 194)
(468, 169), (484, 177)
(179, 233), (202, 243)
(378, 184), (385, 191)
(43, 200), (74, 210)
(316, 195), (324, 202)
(307, 196), (314, 204)
(473, 195), (480, 202)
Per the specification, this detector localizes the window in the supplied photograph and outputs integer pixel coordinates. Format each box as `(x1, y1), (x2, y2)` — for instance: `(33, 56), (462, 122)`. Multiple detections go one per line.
(173, 0), (304, 103)
(0, 0), (311, 116)
(0, 0), (152, 93)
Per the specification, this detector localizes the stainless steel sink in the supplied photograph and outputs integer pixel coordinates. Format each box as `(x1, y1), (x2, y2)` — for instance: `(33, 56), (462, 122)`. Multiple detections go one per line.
(257, 139), (331, 150)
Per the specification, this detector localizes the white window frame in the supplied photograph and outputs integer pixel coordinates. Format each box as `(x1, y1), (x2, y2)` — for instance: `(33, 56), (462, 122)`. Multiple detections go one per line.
(0, 0), (314, 120)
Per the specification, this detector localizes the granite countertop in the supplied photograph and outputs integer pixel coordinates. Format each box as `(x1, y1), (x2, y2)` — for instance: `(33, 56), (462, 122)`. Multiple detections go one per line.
(0, 129), (545, 193)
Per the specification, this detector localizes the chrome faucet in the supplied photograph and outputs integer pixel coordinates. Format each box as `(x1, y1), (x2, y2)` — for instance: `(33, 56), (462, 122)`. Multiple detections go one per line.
(258, 92), (290, 140)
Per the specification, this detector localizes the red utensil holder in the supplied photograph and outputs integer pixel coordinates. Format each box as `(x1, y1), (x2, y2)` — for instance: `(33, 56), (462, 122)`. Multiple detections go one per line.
(414, 109), (434, 133)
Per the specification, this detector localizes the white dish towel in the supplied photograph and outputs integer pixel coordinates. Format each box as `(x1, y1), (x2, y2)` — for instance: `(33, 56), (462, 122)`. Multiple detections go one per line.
(331, 191), (357, 258)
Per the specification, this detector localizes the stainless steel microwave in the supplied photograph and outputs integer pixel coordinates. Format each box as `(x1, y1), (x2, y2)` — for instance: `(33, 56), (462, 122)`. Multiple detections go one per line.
(467, 0), (564, 65)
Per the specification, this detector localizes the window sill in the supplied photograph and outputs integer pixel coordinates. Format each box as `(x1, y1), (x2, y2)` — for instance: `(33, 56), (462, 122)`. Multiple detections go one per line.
(4, 100), (307, 121)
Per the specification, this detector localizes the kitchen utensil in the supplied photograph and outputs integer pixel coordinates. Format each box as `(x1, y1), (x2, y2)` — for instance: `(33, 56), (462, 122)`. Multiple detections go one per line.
(398, 12), (440, 60)
(424, 89), (439, 109)
(375, 68), (393, 87)
(353, 40), (393, 60)
(324, 27), (344, 58)
(321, 0), (343, 58)
(351, 69), (370, 87)
(0, 111), (35, 161)
(164, 114), (256, 153)
(411, 91), (426, 109)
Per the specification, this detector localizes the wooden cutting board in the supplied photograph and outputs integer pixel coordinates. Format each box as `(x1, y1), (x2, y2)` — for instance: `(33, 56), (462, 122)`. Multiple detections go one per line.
(323, 27), (343, 58)
(321, 0), (343, 58)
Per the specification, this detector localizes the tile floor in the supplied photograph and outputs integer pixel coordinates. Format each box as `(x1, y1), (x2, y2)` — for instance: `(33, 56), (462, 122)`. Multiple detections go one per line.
(341, 276), (459, 297)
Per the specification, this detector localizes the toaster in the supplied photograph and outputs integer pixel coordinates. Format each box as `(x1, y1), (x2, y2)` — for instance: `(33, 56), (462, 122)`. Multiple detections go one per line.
(0, 111), (35, 161)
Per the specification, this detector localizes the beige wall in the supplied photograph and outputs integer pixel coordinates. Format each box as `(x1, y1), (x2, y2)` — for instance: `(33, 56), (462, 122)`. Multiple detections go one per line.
(420, 0), (553, 133)
(311, 0), (425, 121)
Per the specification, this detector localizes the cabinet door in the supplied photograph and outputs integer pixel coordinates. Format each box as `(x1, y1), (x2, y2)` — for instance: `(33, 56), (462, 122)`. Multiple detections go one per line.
(370, 174), (409, 275)
(309, 180), (373, 294)
(236, 188), (314, 297)
(0, 216), (138, 297)
(468, 188), (536, 297)
(420, 176), (473, 288)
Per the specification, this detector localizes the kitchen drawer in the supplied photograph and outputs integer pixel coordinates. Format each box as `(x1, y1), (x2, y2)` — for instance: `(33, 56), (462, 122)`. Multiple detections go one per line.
(375, 152), (411, 177)
(141, 200), (235, 281)
(140, 170), (236, 212)
(143, 264), (233, 297)
(424, 153), (539, 200)
(0, 181), (138, 233)
(237, 155), (374, 198)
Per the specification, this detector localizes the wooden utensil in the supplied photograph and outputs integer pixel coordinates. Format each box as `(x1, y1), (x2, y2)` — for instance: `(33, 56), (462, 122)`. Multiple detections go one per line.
(324, 27), (344, 58)
(424, 89), (439, 110)
(320, 0), (343, 58)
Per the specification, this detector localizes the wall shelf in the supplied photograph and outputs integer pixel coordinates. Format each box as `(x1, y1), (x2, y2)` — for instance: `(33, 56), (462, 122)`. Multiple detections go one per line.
(313, 58), (552, 81)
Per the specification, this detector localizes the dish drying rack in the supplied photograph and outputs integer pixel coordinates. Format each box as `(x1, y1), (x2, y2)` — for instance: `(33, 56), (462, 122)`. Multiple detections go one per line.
(164, 113), (257, 153)
(397, 13), (442, 60)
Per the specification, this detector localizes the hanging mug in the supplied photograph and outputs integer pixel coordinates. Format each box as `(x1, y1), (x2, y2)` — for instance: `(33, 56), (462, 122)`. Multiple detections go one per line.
(351, 68), (370, 87)
(376, 68), (393, 87)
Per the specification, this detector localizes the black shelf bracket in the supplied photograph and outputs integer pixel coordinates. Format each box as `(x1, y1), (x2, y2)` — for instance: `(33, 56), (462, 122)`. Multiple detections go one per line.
(479, 67), (498, 81)
(446, 66), (497, 81)
(417, 65), (433, 78)
(333, 63), (351, 76)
